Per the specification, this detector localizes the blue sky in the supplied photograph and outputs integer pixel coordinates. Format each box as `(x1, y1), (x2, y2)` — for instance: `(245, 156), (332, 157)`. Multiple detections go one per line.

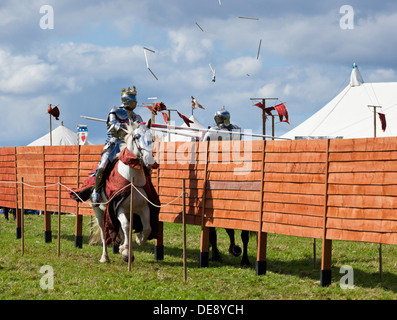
(1, 0), (397, 146)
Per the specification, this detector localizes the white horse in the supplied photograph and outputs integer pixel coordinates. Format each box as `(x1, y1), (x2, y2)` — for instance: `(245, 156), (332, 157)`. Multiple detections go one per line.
(91, 120), (156, 263)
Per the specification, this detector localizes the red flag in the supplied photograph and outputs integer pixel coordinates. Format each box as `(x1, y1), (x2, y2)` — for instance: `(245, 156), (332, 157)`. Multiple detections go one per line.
(274, 103), (289, 124)
(155, 102), (167, 112)
(264, 107), (275, 116)
(378, 113), (386, 132)
(254, 103), (276, 116)
(177, 111), (194, 127)
(47, 104), (60, 120)
(143, 104), (157, 115)
(161, 111), (169, 124)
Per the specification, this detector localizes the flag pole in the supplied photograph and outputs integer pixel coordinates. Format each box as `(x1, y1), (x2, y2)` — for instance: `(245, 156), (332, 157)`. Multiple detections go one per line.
(49, 114), (52, 146)
(250, 97), (278, 141)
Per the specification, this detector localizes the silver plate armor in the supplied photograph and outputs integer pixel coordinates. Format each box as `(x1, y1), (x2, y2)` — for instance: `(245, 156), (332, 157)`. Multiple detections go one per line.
(203, 108), (241, 141)
(92, 87), (143, 205)
(107, 107), (130, 137)
(130, 112), (143, 123)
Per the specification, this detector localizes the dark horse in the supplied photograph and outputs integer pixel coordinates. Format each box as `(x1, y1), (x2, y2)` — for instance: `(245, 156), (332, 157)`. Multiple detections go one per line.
(209, 227), (251, 266)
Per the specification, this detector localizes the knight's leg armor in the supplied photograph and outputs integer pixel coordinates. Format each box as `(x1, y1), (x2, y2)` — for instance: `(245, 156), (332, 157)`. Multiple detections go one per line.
(92, 138), (121, 206)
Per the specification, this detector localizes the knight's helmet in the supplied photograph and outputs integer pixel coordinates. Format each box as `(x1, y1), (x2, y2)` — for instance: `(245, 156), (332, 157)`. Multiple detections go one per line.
(214, 107), (230, 126)
(121, 86), (137, 110)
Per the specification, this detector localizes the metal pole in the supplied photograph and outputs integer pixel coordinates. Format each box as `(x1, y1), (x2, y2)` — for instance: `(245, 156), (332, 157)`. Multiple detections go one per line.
(182, 179), (187, 281)
(128, 178), (134, 272)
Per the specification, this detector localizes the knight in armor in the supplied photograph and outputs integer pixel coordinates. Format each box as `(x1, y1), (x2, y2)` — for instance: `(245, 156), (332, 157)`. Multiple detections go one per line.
(91, 86), (142, 206)
(203, 108), (247, 263)
(202, 107), (241, 141)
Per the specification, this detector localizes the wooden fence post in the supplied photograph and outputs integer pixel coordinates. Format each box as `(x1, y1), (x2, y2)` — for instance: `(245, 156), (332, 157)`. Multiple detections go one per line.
(155, 140), (164, 261)
(256, 140), (267, 275)
(320, 139), (332, 287)
(43, 146), (52, 243)
(128, 178), (134, 272)
(57, 177), (61, 257)
(74, 145), (83, 248)
(182, 179), (187, 281)
(199, 140), (210, 268)
(21, 177), (24, 256)
(14, 147), (21, 239)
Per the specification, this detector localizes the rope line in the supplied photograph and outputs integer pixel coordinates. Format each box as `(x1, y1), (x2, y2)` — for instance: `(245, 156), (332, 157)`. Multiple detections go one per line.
(0, 180), (185, 209)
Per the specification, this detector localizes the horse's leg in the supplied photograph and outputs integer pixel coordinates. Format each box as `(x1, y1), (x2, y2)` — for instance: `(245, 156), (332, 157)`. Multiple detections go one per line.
(135, 205), (151, 246)
(209, 227), (221, 261)
(118, 210), (133, 263)
(226, 229), (242, 257)
(240, 230), (251, 266)
(92, 206), (110, 263)
(113, 226), (122, 254)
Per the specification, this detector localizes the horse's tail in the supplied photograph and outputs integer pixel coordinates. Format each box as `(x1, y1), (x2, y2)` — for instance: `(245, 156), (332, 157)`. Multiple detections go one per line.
(89, 220), (102, 245)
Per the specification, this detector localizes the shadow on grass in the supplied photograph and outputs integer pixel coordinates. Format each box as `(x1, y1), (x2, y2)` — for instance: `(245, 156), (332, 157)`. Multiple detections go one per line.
(58, 230), (397, 293)
(136, 242), (397, 292)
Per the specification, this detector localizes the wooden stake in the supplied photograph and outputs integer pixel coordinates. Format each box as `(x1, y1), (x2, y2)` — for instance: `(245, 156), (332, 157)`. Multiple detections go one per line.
(57, 177), (61, 257)
(320, 139), (332, 286)
(199, 140), (210, 268)
(313, 238), (317, 269)
(128, 178), (134, 272)
(379, 242), (383, 282)
(256, 140), (267, 275)
(182, 179), (187, 281)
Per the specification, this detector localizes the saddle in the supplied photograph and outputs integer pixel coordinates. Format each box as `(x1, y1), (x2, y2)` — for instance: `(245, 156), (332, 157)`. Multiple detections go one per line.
(69, 148), (160, 245)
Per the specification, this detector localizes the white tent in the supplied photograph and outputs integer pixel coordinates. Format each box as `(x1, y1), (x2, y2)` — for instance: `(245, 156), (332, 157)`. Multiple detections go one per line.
(160, 115), (207, 142)
(28, 122), (92, 146)
(282, 64), (397, 140)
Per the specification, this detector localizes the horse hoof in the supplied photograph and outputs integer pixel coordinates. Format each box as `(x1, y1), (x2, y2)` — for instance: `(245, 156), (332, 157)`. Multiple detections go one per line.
(135, 234), (147, 246)
(99, 256), (110, 263)
(229, 245), (242, 257)
(240, 258), (251, 267)
(211, 250), (222, 262)
(122, 254), (134, 263)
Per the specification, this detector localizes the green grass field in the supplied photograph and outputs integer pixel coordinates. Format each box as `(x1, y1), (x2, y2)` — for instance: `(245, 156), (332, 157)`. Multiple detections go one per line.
(1, 214), (397, 300)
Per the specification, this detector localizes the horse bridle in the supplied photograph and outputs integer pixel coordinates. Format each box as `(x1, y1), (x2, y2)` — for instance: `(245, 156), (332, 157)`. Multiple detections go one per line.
(132, 126), (153, 164)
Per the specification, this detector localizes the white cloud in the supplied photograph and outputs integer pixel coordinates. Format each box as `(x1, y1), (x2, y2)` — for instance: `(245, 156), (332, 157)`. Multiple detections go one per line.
(367, 68), (397, 82)
(168, 29), (213, 63)
(0, 50), (56, 94)
(224, 56), (261, 78)
(0, 94), (56, 146)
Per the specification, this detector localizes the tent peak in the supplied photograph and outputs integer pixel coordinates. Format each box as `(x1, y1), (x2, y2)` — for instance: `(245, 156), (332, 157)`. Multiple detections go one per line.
(350, 62), (364, 87)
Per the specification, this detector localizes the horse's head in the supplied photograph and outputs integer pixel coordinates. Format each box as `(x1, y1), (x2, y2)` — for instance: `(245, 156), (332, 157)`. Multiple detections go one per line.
(124, 119), (156, 168)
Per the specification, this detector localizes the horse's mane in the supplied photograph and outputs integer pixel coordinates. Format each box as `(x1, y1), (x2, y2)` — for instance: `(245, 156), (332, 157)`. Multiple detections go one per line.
(120, 122), (139, 152)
